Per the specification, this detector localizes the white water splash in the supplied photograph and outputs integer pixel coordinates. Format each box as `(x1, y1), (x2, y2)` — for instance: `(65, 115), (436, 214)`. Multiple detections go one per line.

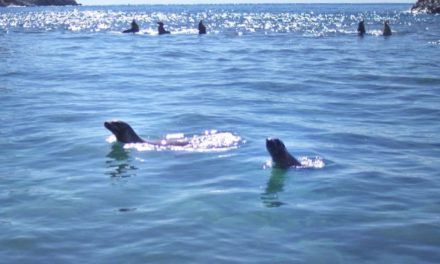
(298, 156), (325, 169)
(106, 135), (117, 143)
(264, 156), (325, 169)
(108, 130), (243, 152)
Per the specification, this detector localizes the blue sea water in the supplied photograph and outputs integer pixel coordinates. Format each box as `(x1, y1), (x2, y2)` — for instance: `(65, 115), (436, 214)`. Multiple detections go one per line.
(1, 3), (440, 263)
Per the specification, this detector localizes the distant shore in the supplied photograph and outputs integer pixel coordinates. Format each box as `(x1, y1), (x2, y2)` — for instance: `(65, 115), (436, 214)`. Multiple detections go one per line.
(0, 0), (79, 7)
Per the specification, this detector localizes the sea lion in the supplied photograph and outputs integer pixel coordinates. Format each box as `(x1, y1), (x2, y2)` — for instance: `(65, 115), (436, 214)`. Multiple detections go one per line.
(383, 20), (392, 36)
(198, 20), (206, 34)
(123, 19), (140, 34)
(266, 138), (301, 169)
(104, 120), (189, 146)
(157, 22), (170, 35)
(357, 20), (366, 36)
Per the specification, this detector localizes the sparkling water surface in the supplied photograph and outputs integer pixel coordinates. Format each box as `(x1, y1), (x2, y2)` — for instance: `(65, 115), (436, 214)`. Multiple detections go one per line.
(1, 4), (440, 263)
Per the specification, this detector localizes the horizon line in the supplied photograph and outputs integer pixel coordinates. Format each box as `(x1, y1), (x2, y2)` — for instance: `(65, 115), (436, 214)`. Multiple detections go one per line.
(78, 2), (414, 6)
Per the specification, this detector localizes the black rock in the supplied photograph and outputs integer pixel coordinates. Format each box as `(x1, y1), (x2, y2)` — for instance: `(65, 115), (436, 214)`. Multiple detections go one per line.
(412, 0), (440, 13)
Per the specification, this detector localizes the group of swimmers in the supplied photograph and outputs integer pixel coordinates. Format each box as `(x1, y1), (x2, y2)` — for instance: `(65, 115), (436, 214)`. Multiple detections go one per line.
(123, 19), (206, 35)
(358, 20), (392, 36)
(124, 18), (391, 37)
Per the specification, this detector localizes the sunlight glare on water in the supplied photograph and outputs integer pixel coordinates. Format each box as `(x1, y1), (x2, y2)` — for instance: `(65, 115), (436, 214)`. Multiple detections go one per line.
(0, 4), (423, 36)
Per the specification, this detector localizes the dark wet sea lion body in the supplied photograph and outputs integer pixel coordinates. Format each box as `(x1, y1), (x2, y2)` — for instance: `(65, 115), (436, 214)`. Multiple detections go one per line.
(123, 19), (140, 33)
(266, 138), (301, 169)
(357, 20), (366, 36)
(104, 120), (189, 146)
(383, 21), (392, 36)
(157, 22), (170, 35)
(104, 121), (144, 143)
(198, 20), (206, 34)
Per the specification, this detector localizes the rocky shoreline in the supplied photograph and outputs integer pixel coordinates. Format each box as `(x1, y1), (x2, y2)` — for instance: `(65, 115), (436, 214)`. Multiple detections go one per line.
(411, 0), (440, 13)
(0, 0), (79, 6)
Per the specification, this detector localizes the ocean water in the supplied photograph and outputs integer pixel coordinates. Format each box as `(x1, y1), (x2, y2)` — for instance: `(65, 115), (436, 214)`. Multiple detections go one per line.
(1, 3), (440, 263)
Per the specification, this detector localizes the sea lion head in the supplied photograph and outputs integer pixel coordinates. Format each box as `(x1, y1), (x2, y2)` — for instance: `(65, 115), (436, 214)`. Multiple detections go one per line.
(104, 120), (144, 143)
(266, 138), (301, 168)
(266, 138), (288, 160)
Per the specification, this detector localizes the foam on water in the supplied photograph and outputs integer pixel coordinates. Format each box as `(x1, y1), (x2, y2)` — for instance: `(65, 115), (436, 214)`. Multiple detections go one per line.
(107, 131), (243, 152)
(264, 156), (325, 169)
